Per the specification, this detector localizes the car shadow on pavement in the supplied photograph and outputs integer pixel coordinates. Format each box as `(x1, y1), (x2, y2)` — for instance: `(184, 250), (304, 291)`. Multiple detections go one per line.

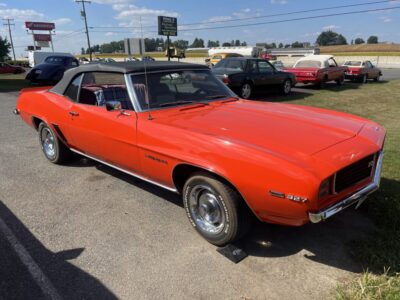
(84, 159), (377, 273)
(0, 200), (117, 300)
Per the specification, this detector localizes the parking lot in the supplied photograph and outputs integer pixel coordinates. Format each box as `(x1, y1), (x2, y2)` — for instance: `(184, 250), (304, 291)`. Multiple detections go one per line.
(1, 72), (398, 299)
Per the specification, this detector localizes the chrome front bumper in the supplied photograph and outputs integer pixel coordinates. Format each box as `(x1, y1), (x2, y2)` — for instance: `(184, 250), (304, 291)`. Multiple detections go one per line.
(309, 150), (384, 223)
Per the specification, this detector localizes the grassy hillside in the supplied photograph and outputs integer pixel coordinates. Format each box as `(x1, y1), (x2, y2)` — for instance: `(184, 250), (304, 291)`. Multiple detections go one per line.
(320, 44), (400, 56)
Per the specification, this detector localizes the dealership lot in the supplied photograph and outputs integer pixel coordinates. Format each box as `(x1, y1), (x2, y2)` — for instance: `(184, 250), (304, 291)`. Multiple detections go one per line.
(2, 78), (396, 299)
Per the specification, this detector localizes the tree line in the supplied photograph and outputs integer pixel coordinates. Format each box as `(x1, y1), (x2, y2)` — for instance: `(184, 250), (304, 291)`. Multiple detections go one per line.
(82, 38), (249, 54)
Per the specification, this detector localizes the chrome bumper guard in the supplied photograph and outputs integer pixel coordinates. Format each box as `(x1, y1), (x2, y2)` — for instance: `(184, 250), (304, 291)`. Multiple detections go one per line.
(309, 150), (384, 223)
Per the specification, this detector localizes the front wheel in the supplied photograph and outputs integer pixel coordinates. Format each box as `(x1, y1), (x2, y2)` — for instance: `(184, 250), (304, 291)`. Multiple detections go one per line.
(240, 82), (253, 99)
(281, 79), (292, 95)
(38, 122), (72, 164)
(360, 74), (367, 84)
(183, 173), (250, 246)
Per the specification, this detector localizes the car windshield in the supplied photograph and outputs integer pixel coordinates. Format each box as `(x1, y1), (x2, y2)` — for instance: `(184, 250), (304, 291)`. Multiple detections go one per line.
(344, 61), (362, 66)
(295, 60), (322, 68)
(44, 56), (69, 65)
(131, 69), (235, 110)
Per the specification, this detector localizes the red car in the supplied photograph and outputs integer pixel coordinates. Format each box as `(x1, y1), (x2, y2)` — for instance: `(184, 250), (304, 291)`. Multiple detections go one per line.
(343, 60), (382, 83)
(285, 55), (348, 87)
(0, 62), (25, 74)
(14, 61), (385, 246)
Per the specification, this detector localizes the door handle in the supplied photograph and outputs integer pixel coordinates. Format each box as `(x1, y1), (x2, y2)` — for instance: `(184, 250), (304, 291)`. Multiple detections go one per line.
(69, 111), (79, 116)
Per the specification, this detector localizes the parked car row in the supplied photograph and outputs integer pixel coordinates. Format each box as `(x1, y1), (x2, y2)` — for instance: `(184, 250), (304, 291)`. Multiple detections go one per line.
(14, 60), (386, 246)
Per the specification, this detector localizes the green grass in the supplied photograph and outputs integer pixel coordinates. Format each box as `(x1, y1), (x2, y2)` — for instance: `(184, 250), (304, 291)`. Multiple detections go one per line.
(336, 271), (400, 300)
(0, 73), (29, 92)
(279, 80), (400, 298)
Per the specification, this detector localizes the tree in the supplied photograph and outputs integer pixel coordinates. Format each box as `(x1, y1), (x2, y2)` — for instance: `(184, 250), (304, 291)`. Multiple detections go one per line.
(367, 35), (378, 44)
(271, 43), (277, 48)
(235, 40), (241, 46)
(0, 36), (10, 62)
(173, 40), (189, 49)
(278, 43), (283, 48)
(241, 41), (247, 46)
(284, 44), (291, 48)
(190, 38), (204, 48)
(207, 40), (220, 47)
(291, 41), (304, 48)
(354, 38), (365, 45)
(222, 42), (231, 47)
(316, 31), (347, 46)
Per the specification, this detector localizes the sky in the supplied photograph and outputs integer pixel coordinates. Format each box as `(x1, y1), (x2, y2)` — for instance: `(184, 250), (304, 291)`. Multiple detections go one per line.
(0, 0), (399, 57)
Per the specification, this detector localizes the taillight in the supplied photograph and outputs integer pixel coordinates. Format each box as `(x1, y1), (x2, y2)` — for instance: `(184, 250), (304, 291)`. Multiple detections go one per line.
(319, 177), (332, 199)
(222, 74), (230, 84)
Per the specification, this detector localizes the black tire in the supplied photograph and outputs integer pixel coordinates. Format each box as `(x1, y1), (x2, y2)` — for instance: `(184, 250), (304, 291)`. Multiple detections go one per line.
(360, 74), (367, 84)
(240, 82), (253, 99)
(374, 74), (381, 82)
(316, 76), (328, 89)
(281, 79), (292, 95)
(336, 75), (345, 86)
(38, 122), (72, 164)
(183, 173), (250, 246)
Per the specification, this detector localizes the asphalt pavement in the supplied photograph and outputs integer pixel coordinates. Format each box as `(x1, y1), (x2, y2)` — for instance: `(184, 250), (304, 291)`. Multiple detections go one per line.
(0, 84), (387, 299)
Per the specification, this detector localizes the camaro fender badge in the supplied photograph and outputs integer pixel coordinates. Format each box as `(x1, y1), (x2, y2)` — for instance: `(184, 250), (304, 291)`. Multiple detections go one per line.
(145, 154), (168, 165)
(287, 194), (308, 203)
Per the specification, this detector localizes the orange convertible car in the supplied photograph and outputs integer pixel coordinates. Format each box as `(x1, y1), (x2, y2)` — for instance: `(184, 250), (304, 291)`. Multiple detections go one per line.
(15, 62), (385, 245)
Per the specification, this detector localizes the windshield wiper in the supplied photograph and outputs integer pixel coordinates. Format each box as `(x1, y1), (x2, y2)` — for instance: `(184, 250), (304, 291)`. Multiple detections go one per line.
(158, 100), (195, 107)
(204, 95), (231, 100)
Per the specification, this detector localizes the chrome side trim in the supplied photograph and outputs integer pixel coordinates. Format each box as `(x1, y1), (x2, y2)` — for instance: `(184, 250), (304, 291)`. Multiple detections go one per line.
(309, 150), (384, 223)
(70, 148), (178, 193)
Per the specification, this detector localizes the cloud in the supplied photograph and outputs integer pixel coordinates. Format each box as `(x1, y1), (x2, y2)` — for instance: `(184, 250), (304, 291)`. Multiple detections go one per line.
(53, 18), (72, 26)
(380, 15), (392, 22)
(0, 8), (44, 21)
(91, 0), (131, 4)
(323, 24), (341, 31)
(0, 3), (7, 7)
(271, 0), (288, 4)
(105, 31), (114, 36)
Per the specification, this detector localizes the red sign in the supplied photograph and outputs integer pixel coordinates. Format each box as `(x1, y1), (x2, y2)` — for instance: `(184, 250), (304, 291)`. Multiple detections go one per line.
(25, 22), (55, 31)
(33, 34), (52, 42)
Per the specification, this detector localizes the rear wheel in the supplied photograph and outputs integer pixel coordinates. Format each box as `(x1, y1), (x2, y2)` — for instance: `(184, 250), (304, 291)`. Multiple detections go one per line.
(240, 82), (253, 99)
(183, 173), (250, 246)
(374, 74), (381, 82)
(281, 79), (292, 95)
(336, 75), (345, 86)
(38, 122), (71, 164)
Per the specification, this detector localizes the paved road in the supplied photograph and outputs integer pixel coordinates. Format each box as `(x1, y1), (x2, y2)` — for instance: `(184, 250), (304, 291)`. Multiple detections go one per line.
(0, 91), (374, 299)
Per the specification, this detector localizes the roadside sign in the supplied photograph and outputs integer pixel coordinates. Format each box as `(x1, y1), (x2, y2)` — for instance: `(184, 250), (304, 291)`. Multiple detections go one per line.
(36, 41), (50, 48)
(25, 22), (55, 31)
(33, 34), (52, 42)
(158, 16), (177, 36)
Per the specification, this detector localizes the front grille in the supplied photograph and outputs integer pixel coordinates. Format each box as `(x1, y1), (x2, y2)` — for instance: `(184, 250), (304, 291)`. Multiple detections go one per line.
(334, 153), (376, 193)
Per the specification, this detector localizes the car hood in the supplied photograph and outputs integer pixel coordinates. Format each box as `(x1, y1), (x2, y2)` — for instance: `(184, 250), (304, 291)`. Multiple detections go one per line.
(156, 100), (367, 157)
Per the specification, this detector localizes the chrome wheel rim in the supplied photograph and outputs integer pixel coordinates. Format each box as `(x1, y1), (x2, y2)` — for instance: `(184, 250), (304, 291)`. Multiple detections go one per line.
(284, 80), (291, 94)
(41, 128), (56, 159)
(188, 185), (225, 235)
(241, 84), (251, 99)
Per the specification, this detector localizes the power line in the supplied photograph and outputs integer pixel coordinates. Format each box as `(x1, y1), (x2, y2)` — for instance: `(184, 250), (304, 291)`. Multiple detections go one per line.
(89, 0), (398, 30)
(75, 0), (92, 61)
(88, 6), (400, 34)
(2, 18), (16, 60)
(179, 6), (400, 32)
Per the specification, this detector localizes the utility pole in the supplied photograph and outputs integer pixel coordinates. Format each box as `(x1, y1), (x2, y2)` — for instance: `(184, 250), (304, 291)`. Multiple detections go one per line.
(2, 18), (16, 61)
(75, 0), (92, 61)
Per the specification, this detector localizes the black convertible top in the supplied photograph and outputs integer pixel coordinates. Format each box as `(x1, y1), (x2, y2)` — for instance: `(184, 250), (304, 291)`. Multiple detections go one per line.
(51, 61), (209, 95)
